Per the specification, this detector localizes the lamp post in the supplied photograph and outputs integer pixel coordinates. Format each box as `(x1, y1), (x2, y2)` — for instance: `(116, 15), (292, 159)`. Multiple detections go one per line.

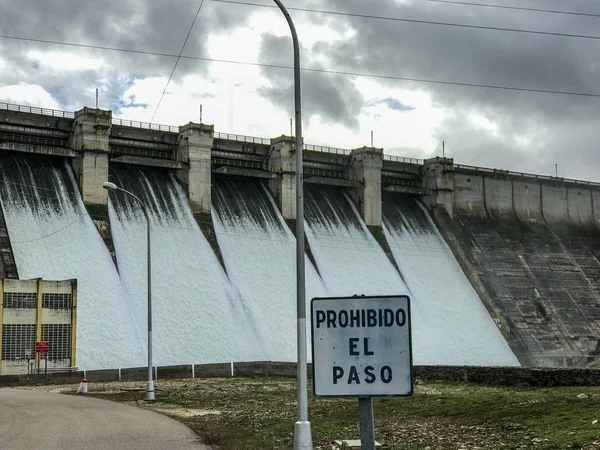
(103, 181), (155, 401)
(271, 1), (312, 449)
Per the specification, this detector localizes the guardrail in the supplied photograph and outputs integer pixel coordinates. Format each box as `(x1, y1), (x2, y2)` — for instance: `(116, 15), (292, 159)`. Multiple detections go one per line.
(0, 102), (74, 119)
(214, 132), (271, 145)
(111, 147), (176, 161)
(111, 118), (178, 133)
(0, 132), (69, 148)
(454, 164), (600, 187)
(384, 154), (424, 165)
(303, 144), (351, 155)
(109, 137), (174, 151)
(0, 102), (423, 164)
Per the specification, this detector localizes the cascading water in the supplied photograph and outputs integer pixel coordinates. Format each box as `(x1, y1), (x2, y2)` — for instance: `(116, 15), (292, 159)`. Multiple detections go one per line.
(108, 166), (267, 366)
(0, 155), (144, 370)
(303, 185), (439, 360)
(211, 176), (327, 361)
(382, 193), (519, 366)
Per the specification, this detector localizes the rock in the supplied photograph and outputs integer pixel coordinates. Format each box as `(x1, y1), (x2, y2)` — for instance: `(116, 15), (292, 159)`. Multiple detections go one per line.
(577, 393), (589, 399)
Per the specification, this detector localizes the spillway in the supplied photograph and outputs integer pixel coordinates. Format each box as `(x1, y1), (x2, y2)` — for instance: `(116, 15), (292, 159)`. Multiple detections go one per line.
(108, 167), (267, 366)
(0, 155), (144, 370)
(382, 193), (519, 366)
(303, 185), (438, 357)
(211, 176), (327, 361)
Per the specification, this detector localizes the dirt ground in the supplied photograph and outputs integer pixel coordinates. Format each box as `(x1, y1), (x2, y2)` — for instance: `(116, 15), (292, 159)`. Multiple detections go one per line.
(10, 377), (600, 449)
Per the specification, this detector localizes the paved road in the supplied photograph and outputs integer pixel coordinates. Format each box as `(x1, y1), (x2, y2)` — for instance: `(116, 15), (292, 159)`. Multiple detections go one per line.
(0, 389), (208, 449)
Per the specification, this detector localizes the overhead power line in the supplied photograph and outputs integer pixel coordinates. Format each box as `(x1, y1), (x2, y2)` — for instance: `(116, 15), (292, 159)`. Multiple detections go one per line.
(150, 0), (206, 123)
(425, 0), (600, 19)
(209, 0), (600, 41)
(2, 34), (600, 99)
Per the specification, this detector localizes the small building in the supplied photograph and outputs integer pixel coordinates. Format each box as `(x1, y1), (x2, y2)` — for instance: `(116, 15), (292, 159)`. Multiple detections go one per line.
(0, 278), (76, 375)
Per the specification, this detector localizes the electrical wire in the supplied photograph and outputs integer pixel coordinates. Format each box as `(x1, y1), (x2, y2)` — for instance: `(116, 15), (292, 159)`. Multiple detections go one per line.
(149, 0), (206, 123)
(209, 0), (600, 41)
(425, 0), (600, 19)
(9, 212), (89, 244)
(1, 34), (600, 99)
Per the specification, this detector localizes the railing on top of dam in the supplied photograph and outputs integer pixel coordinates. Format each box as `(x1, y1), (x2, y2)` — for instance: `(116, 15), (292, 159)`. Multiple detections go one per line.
(111, 118), (179, 133)
(0, 101), (423, 164)
(455, 164), (600, 187)
(0, 102), (74, 119)
(384, 154), (424, 164)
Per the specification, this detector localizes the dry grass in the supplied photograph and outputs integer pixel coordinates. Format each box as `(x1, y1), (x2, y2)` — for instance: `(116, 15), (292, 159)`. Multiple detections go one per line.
(43, 377), (600, 449)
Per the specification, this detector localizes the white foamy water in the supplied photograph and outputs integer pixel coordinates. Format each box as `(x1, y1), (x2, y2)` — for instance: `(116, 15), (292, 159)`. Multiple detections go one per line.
(302, 187), (441, 362)
(212, 178), (327, 362)
(383, 196), (519, 366)
(0, 158), (144, 370)
(109, 169), (267, 366)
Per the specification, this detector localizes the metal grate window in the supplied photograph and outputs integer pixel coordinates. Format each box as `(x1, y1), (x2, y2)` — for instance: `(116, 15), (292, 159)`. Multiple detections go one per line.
(42, 293), (72, 310)
(41, 324), (71, 364)
(1, 324), (36, 360)
(2, 292), (37, 309)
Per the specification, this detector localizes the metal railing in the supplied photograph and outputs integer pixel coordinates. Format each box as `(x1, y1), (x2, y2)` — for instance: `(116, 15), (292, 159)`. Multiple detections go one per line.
(0, 102), (74, 118)
(0, 132), (69, 148)
(303, 144), (351, 155)
(0, 101), (424, 164)
(111, 147), (176, 161)
(382, 177), (422, 188)
(384, 154), (424, 165)
(454, 164), (600, 187)
(109, 137), (174, 151)
(111, 118), (178, 133)
(214, 132), (271, 145)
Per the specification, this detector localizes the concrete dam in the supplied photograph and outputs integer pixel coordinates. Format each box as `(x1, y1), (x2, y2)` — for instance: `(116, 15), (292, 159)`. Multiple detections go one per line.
(0, 102), (596, 371)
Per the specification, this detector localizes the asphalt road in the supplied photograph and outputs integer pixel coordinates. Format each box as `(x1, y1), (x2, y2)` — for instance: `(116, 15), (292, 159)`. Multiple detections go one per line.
(0, 389), (208, 449)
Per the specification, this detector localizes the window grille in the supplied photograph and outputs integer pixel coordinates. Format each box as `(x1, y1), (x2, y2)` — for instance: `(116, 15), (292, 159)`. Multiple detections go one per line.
(42, 293), (72, 309)
(41, 324), (71, 365)
(2, 292), (37, 309)
(1, 324), (36, 361)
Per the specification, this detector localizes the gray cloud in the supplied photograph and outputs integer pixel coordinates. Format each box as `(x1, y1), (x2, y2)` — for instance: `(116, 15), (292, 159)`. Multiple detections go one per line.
(0, 0), (251, 114)
(256, 0), (600, 180)
(257, 32), (364, 129)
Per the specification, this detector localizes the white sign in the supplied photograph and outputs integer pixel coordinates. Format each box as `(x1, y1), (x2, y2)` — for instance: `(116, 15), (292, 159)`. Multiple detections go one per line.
(311, 295), (413, 398)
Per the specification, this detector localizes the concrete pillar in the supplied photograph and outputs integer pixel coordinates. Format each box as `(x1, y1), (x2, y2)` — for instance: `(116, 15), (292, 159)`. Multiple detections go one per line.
(69, 107), (112, 209)
(422, 156), (455, 216)
(346, 146), (383, 227)
(268, 135), (296, 220)
(176, 122), (214, 215)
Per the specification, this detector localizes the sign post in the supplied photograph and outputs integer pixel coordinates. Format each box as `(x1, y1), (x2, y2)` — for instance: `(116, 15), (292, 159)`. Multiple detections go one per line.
(35, 341), (49, 378)
(311, 295), (413, 450)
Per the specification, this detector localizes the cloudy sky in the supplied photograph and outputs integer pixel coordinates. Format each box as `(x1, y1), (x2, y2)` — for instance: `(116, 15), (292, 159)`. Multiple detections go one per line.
(1, 0), (600, 180)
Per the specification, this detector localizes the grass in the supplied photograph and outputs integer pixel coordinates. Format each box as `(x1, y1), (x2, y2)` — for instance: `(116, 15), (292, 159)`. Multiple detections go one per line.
(81, 377), (600, 449)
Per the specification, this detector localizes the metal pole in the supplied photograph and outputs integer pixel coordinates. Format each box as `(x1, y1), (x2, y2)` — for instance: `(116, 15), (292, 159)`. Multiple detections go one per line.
(113, 187), (155, 401)
(358, 397), (376, 450)
(272, 1), (312, 449)
(144, 205), (155, 401)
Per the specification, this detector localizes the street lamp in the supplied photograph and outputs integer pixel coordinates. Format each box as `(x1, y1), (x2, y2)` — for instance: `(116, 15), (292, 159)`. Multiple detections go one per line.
(271, 1), (312, 449)
(102, 181), (155, 401)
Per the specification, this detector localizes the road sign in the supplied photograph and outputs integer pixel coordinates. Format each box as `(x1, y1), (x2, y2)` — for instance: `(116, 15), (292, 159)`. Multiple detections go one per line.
(311, 295), (413, 398)
(35, 341), (49, 354)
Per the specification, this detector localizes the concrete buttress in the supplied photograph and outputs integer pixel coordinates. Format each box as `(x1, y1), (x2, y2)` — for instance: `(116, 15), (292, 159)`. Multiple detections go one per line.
(176, 122), (214, 215)
(346, 146), (383, 227)
(69, 107), (112, 210)
(422, 156), (455, 216)
(268, 135), (296, 220)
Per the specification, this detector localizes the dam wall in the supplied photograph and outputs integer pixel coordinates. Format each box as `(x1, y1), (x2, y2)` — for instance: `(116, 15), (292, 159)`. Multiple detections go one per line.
(430, 164), (600, 367)
(3, 101), (600, 368)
